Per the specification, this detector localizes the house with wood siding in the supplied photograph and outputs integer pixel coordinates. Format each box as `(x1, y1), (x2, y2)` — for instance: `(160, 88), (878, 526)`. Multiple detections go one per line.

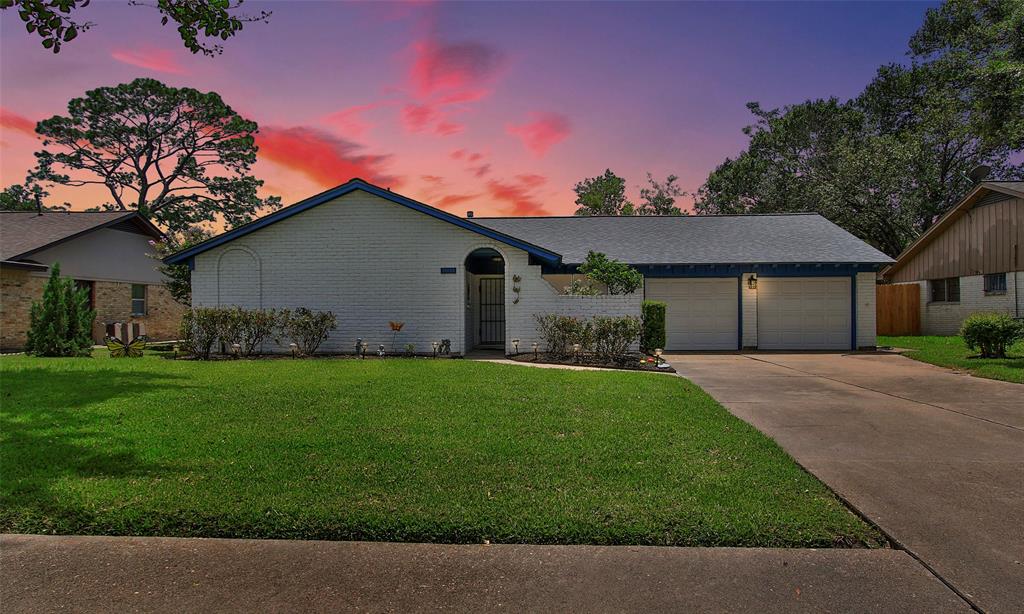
(882, 181), (1024, 335)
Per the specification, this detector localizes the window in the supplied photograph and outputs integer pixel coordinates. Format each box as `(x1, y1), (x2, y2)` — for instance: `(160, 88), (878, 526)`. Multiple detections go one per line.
(984, 273), (1007, 294)
(930, 277), (960, 303)
(131, 284), (147, 315)
(74, 280), (95, 309)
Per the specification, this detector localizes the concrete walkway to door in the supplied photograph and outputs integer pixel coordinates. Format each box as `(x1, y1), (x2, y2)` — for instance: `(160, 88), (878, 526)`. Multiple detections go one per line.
(666, 352), (1024, 613)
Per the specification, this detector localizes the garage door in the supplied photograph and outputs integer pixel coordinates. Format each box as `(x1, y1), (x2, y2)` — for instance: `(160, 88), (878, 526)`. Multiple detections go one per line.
(645, 278), (737, 350)
(757, 277), (851, 350)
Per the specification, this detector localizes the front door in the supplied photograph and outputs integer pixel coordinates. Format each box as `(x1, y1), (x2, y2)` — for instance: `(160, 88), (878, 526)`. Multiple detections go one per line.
(479, 277), (505, 346)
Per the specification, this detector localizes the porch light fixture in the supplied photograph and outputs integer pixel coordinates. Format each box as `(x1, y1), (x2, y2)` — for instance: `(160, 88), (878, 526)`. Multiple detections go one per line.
(289, 342), (299, 357)
(511, 338), (520, 355)
(431, 340), (439, 357)
(747, 274), (758, 290)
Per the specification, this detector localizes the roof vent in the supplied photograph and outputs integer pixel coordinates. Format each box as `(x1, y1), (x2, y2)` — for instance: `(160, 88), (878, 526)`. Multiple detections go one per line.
(466, 211), (474, 218)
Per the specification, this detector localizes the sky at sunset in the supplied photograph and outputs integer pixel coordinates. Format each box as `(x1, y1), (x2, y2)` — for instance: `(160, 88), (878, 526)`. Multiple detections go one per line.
(1, 1), (938, 218)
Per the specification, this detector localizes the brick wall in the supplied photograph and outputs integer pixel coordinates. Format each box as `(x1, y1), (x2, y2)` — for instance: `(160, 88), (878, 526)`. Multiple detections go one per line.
(93, 281), (186, 342)
(0, 267), (185, 351)
(1, 268), (47, 351)
(901, 272), (1023, 335)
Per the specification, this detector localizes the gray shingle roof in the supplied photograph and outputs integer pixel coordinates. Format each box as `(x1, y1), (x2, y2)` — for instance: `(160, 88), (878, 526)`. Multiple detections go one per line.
(986, 181), (1024, 198)
(0, 211), (152, 261)
(474, 213), (893, 265)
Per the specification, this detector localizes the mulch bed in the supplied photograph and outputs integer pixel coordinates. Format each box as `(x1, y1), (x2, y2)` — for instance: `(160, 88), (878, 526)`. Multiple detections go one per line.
(507, 352), (675, 373)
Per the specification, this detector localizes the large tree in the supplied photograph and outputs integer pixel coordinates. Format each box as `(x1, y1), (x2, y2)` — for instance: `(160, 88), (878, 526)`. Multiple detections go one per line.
(573, 169), (634, 216)
(0, 183), (66, 211)
(30, 78), (279, 235)
(1, 0), (271, 55)
(637, 173), (685, 216)
(695, 0), (1023, 257)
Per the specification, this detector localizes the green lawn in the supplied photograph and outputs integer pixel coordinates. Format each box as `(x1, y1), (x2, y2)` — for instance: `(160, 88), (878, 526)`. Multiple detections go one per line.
(880, 335), (1024, 384)
(1, 353), (881, 547)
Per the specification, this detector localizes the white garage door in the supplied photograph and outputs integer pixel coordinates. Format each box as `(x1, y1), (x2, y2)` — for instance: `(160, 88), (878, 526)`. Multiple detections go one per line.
(645, 278), (737, 350)
(757, 277), (851, 350)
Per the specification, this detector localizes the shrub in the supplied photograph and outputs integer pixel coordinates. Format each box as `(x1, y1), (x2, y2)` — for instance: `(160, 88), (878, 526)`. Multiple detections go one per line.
(24, 263), (95, 357)
(592, 315), (642, 362)
(279, 308), (337, 356)
(238, 309), (278, 356)
(179, 307), (223, 360)
(564, 278), (600, 296)
(534, 314), (593, 357)
(960, 312), (1024, 358)
(577, 251), (642, 295)
(641, 300), (666, 351)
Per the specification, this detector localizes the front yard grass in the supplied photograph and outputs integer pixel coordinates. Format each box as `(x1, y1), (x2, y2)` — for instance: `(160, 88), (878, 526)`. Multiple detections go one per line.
(879, 335), (1024, 384)
(1, 353), (881, 547)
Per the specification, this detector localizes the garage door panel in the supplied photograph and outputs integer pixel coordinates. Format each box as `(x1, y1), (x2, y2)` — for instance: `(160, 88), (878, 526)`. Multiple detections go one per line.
(758, 277), (851, 350)
(646, 278), (737, 350)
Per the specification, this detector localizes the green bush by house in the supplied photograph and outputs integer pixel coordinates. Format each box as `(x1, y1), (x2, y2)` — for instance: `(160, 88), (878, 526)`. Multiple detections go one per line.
(24, 263), (95, 357)
(641, 300), (666, 351)
(960, 312), (1024, 358)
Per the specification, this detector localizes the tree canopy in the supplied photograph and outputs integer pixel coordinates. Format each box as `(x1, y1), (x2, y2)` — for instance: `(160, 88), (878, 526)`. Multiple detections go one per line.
(29, 78), (279, 236)
(0, 183), (66, 212)
(695, 0), (1023, 258)
(573, 169), (634, 216)
(637, 173), (685, 216)
(1, 0), (271, 55)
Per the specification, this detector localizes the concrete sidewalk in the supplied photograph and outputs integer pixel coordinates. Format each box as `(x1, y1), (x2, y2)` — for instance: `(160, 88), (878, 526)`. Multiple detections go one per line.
(1, 534), (967, 613)
(668, 352), (1024, 613)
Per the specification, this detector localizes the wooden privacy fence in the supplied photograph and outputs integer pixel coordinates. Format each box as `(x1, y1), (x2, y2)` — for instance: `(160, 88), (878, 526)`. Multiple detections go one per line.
(876, 284), (920, 336)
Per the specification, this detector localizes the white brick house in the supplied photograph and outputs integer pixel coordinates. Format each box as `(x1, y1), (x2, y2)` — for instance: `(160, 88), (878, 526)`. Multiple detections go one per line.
(167, 179), (892, 354)
(884, 181), (1024, 335)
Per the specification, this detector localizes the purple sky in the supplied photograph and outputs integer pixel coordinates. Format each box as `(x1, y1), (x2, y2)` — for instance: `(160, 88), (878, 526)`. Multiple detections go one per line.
(0, 1), (937, 216)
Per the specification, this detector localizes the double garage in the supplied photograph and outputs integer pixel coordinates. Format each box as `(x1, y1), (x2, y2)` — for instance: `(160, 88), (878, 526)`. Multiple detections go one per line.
(645, 276), (853, 351)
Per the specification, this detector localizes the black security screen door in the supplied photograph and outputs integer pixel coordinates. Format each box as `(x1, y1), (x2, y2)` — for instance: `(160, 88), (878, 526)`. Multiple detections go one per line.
(479, 278), (505, 345)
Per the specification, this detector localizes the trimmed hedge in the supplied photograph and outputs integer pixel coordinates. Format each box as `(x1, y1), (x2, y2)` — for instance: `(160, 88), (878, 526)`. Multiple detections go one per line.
(641, 300), (666, 351)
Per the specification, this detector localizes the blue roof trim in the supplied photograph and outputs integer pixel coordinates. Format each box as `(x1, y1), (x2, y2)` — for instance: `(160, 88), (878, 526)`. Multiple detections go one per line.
(164, 180), (562, 266)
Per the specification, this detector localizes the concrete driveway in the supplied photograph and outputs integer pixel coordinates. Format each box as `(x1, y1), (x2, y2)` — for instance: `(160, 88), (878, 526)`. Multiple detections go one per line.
(667, 352), (1023, 613)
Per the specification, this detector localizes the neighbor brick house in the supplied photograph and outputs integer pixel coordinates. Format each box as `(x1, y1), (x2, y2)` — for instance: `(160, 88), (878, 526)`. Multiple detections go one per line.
(166, 179), (891, 355)
(1, 211), (186, 351)
(882, 181), (1024, 335)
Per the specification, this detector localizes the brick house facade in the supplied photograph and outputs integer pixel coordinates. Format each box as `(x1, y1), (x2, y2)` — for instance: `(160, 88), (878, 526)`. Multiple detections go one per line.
(1, 211), (186, 352)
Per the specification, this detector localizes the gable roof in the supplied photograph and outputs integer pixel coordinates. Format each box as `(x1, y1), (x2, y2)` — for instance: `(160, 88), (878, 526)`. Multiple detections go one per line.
(474, 214), (893, 265)
(0, 211), (164, 262)
(164, 179), (562, 266)
(883, 181), (1023, 278)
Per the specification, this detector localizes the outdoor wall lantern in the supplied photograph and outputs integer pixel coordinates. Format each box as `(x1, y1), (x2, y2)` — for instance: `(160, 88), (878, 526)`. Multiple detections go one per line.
(531, 341), (539, 359)
(511, 338), (520, 355)
(431, 341), (439, 358)
(289, 342), (299, 357)
(747, 274), (758, 290)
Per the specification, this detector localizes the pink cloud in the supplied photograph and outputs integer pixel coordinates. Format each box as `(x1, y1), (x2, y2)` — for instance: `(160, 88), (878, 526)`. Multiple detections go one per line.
(467, 152), (483, 163)
(110, 47), (187, 75)
(470, 163), (491, 178)
(256, 126), (397, 187)
(323, 103), (385, 139)
(401, 103), (439, 133)
(434, 120), (463, 136)
(436, 193), (479, 209)
(515, 174), (547, 188)
(486, 177), (550, 216)
(506, 112), (571, 157)
(450, 149), (466, 160)
(436, 88), (491, 105)
(410, 39), (503, 97)
(421, 174), (445, 184)
(0, 107), (37, 137)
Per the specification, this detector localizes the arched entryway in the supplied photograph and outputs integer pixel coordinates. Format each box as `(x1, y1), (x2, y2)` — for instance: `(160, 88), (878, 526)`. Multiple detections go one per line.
(465, 248), (505, 350)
